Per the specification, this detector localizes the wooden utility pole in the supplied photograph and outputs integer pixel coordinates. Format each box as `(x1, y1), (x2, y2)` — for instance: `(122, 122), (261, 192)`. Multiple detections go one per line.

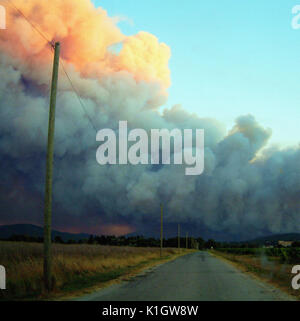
(186, 232), (188, 249)
(160, 204), (163, 257)
(43, 42), (60, 291)
(178, 224), (180, 251)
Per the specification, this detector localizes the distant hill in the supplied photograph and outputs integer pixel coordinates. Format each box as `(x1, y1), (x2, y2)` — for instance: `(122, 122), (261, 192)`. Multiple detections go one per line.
(247, 233), (300, 245)
(0, 224), (90, 242)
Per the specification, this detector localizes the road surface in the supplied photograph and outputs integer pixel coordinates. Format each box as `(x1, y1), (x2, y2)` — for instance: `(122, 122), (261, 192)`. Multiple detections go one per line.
(75, 252), (293, 301)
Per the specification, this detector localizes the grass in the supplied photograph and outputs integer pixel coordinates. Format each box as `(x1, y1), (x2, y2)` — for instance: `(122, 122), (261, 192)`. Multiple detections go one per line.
(212, 249), (300, 300)
(215, 247), (300, 264)
(0, 241), (193, 300)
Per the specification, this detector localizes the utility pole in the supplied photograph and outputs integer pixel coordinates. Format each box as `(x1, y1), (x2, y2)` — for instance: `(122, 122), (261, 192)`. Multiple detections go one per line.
(178, 224), (180, 252)
(160, 204), (163, 257)
(186, 232), (188, 249)
(43, 42), (60, 292)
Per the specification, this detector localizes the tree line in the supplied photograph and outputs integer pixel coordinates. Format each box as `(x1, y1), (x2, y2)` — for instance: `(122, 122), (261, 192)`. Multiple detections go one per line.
(5, 234), (299, 248)
(2, 234), (219, 249)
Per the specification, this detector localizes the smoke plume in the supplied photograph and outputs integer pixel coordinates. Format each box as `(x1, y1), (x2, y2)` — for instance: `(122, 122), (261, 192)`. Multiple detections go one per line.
(0, 0), (299, 240)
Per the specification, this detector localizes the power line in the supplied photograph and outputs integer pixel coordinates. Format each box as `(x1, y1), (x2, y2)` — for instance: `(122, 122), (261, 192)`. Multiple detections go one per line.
(5, 0), (54, 49)
(59, 60), (98, 133)
(5, 0), (99, 133)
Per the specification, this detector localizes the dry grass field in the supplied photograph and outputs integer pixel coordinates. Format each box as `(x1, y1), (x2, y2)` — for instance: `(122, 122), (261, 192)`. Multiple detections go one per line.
(0, 241), (187, 300)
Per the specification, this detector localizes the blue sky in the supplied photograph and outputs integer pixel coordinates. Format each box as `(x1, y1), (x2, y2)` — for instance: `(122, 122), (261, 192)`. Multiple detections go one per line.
(95, 0), (300, 148)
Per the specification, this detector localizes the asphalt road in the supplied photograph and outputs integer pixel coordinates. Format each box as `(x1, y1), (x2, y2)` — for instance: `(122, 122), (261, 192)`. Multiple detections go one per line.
(75, 252), (293, 301)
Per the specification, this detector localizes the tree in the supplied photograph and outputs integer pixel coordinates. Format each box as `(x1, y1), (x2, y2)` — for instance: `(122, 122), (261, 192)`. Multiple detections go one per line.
(292, 241), (300, 247)
(88, 235), (94, 244)
(197, 237), (205, 250)
(54, 236), (64, 244)
(205, 239), (217, 249)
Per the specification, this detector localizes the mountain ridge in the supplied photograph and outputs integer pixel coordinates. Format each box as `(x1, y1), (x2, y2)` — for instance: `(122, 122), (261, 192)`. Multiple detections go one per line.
(246, 233), (300, 245)
(0, 224), (90, 241)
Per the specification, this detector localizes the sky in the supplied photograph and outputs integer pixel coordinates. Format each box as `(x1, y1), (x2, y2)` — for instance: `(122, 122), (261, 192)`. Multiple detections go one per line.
(96, 0), (300, 148)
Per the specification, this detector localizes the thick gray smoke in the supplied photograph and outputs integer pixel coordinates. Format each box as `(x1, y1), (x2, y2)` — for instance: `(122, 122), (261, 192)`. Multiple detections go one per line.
(0, 0), (300, 240)
(1, 49), (300, 241)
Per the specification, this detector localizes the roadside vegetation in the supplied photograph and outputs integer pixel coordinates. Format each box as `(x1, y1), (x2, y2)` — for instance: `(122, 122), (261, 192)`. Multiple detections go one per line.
(216, 247), (300, 264)
(212, 247), (300, 300)
(0, 241), (193, 300)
